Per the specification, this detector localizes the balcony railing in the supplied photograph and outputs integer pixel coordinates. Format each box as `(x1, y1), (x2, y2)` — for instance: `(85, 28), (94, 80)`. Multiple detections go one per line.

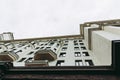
(0, 51), (19, 61)
(25, 60), (48, 67)
(34, 50), (57, 61)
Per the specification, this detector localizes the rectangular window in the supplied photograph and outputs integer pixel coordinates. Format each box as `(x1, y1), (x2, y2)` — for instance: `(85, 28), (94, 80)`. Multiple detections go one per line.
(74, 47), (80, 50)
(18, 58), (26, 62)
(45, 47), (51, 50)
(31, 42), (36, 45)
(45, 43), (47, 45)
(80, 43), (84, 45)
(79, 40), (82, 42)
(35, 47), (40, 49)
(27, 45), (30, 47)
(74, 43), (78, 45)
(54, 48), (57, 51)
(40, 44), (44, 46)
(74, 52), (81, 57)
(59, 52), (66, 57)
(53, 39), (57, 41)
(63, 44), (68, 46)
(62, 47), (67, 51)
(56, 44), (59, 47)
(27, 51), (34, 55)
(40, 47), (44, 49)
(75, 60), (83, 66)
(24, 47), (27, 49)
(64, 40), (68, 43)
(82, 52), (89, 56)
(15, 50), (22, 54)
(81, 46), (86, 50)
(85, 60), (94, 66)
(56, 60), (65, 66)
(49, 42), (54, 46)
(13, 49), (16, 50)
(25, 57), (33, 62)
(74, 40), (77, 43)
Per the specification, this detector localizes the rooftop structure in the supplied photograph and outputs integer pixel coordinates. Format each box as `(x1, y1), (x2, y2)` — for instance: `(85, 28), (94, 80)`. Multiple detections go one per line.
(0, 32), (14, 41)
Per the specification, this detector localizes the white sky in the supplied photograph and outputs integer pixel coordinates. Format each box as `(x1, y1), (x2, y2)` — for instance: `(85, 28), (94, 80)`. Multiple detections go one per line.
(0, 0), (119, 39)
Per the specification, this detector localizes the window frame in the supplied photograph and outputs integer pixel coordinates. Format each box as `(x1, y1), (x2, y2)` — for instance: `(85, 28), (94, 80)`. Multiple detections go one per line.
(59, 52), (66, 57)
(74, 52), (81, 57)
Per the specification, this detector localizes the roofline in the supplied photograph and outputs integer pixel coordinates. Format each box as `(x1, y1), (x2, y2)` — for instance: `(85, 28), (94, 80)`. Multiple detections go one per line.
(0, 34), (82, 42)
(84, 19), (120, 24)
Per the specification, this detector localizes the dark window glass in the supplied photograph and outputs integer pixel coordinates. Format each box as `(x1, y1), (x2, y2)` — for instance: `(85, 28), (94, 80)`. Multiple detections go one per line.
(18, 58), (26, 62)
(74, 52), (81, 57)
(40, 44), (44, 46)
(82, 52), (89, 56)
(56, 44), (59, 47)
(62, 47), (67, 51)
(35, 47), (40, 49)
(85, 60), (94, 66)
(40, 47), (44, 49)
(74, 40), (77, 43)
(65, 40), (68, 43)
(81, 47), (86, 50)
(79, 40), (82, 42)
(27, 51), (34, 55)
(75, 60), (83, 66)
(56, 60), (64, 66)
(80, 43), (84, 45)
(63, 44), (68, 46)
(59, 52), (66, 57)
(49, 42), (54, 46)
(74, 47), (80, 50)
(74, 43), (78, 46)
(46, 47), (51, 50)
(54, 48), (57, 51)
(25, 57), (33, 62)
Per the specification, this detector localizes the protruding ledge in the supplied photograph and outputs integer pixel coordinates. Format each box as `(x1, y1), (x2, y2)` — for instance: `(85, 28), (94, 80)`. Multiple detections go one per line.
(25, 60), (49, 67)
(34, 50), (57, 61)
(0, 51), (19, 62)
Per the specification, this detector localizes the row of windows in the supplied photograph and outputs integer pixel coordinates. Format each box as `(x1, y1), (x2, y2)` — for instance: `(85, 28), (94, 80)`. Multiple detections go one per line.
(59, 52), (89, 57)
(56, 60), (94, 66)
(74, 43), (84, 46)
(2, 39), (82, 49)
(75, 60), (94, 66)
(18, 58), (93, 66)
(74, 40), (83, 42)
(18, 57), (33, 62)
(74, 52), (89, 57)
(18, 51), (90, 62)
(63, 43), (84, 47)
(63, 40), (82, 43)
(40, 42), (60, 47)
(61, 46), (87, 51)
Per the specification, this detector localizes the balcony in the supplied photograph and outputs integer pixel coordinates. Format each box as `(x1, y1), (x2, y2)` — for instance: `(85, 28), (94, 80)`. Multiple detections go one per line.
(25, 60), (48, 67)
(0, 51), (19, 62)
(34, 50), (57, 61)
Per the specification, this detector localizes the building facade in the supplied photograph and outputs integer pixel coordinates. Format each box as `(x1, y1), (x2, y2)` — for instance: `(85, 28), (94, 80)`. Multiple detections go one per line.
(0, 19), (120, 79)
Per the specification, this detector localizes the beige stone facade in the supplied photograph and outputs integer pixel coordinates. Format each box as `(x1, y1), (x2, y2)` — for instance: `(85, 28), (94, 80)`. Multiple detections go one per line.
(0, 19), (120, 67)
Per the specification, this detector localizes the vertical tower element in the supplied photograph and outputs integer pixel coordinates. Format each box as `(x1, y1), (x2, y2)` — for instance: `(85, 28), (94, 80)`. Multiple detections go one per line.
(0, 32), (14, 41)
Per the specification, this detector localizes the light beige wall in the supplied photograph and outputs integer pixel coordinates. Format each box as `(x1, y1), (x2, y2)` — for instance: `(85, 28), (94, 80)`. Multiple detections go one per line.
(92, 31), (120, 66)
(84, 25), (99, 50)
(84, 27), (89, 49)
(104, 26), (120, 35)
